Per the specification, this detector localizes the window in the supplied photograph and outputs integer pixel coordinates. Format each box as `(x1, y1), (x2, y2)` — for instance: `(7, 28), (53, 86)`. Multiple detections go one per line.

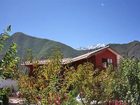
(102, 58), (113, 68)
(107, 59), (112, 64)
(102, 58), (107, 68)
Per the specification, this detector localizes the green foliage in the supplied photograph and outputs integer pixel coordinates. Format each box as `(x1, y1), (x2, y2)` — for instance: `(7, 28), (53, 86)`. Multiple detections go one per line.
(24, 48), (33, 62)
(93, 66), (116, 102)
(19, 50), (65, 104)
(19, 49), (86, 105)
(15, 36), (140, 105)
(2, 32), (140, 60)
(0, 88), (10, 96)
(2, 32), (84, 60)
(0, 43), (19, 78)
(65, 63), (116, 105)
(113, 58), (140, 104)
(64, 63), (94, 104)
(19, 51), (118, 105)
(0, 26), (19, 101)
(110, 41), (140, 59)
(0, 31), (9, 51)
(2, 26), (140, 105)
(0, 88), (10, 105)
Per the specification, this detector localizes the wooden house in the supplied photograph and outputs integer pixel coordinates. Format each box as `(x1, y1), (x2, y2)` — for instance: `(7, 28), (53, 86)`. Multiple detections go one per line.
(22, 46), (122, 75)
(65, 46), (122, 69)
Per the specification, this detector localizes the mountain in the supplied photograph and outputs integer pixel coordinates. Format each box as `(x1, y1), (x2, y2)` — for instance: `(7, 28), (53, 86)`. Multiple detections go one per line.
(81, 41), (140, 59)
(78, 41), (140, 59)
(1, 32), (85, 60)
(109, 40), (140, 59)
(77, 44), (106, 50)
(1, 32), (140, 60)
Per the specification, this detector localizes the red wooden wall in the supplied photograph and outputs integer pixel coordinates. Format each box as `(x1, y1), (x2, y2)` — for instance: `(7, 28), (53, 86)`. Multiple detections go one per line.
(95, 49), (117, 69)
(69, 48), (117, 70)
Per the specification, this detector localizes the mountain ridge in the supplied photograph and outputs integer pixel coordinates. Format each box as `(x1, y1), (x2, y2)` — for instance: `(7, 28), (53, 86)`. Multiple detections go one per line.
(2, 32), (85, 59)
(109, 40), (140, 59)
(1, 32), (140, 59)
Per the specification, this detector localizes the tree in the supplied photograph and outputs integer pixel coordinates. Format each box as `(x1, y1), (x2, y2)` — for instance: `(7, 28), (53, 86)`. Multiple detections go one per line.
(19, 50), (118, 105)
(113, 58), (140, 104)
(65, 63), (115, 105)
(18, 49), (78, 105)
(0, 26), (19, 79)
(0, 26), (19, 104)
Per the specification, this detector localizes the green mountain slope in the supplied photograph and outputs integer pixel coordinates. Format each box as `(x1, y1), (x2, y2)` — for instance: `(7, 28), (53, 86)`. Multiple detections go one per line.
(1, 32), (140, 60)
(109, 40), (140, 59)
(2, 32), (84, 59)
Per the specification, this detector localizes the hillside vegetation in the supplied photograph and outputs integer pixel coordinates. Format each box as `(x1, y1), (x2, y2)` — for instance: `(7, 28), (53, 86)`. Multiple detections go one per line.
(109, 40), (140, 59)
(1, 32), (140, 59)
(1, 32), (85, 59)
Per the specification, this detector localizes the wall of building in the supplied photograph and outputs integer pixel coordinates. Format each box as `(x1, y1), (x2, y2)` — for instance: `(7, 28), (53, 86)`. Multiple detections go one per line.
(25, 48), (119, 75)
(95, 49), (117, 69)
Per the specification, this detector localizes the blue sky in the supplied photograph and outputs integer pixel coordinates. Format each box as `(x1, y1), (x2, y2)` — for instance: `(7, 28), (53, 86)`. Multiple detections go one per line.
(0, 0), (140, 48)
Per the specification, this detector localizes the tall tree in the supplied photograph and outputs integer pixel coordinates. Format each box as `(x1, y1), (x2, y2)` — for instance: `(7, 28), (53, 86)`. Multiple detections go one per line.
(113, 58), (140, 104)
(0, 26), (19, 104)
(65, 63), (115, 105)
(18, 50), (75, 105)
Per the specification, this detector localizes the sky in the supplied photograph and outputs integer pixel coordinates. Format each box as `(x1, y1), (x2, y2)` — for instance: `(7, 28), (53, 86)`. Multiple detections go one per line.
(0, 0), (140, 48)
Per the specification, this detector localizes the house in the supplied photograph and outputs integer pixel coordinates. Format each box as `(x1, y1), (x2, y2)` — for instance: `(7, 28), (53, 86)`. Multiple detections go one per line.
(22, 46), (122, 75)
(65, 46), (122, 69)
